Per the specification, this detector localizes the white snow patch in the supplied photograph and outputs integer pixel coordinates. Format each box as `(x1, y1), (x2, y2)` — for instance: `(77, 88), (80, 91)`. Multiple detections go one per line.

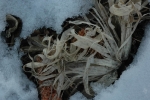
(70, 24), (150, 100)
(0, 0), (93, 38)
(0, 37), (38, 100)
(70, 92), (87, 100)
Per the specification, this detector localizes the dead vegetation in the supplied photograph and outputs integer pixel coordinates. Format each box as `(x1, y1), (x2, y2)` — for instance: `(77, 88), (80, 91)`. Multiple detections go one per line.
(2, 0), (149, 100)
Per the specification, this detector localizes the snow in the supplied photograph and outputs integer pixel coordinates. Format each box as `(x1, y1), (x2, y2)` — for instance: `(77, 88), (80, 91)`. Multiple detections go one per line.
(70, 92), (87, 100)
(0, 38), (38, 100)
(0, 0), (150, 100)
(0, 0), (93, 38)
(70, 25), (150, 100)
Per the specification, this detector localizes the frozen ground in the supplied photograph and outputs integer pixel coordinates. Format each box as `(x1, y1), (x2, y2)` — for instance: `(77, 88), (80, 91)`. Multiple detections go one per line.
(0, 0), (150, 100)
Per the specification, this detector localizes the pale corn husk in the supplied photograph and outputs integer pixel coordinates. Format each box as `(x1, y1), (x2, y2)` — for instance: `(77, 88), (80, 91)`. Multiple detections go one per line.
(23, 0), (148, 98)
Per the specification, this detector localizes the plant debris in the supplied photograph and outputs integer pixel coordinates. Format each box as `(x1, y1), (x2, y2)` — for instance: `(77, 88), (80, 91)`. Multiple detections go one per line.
(19, 0), (150, 100)
(1, 14), (22, 46)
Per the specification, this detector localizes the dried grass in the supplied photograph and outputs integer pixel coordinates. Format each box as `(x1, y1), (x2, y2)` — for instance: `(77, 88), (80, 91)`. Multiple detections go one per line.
(23, 0), (148, 99)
